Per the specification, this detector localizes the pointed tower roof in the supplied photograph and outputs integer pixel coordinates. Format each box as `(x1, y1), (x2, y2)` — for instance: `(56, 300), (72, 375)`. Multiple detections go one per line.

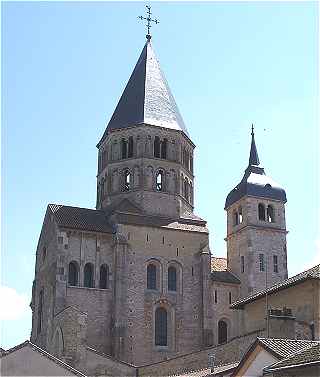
(225, 127), (286, 209)
(98, 40), (189, 147)
(249, 124), (260, 166)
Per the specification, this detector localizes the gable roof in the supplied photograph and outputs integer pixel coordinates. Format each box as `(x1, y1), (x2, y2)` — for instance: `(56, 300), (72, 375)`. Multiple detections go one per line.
(48, 204), (113, 234)
(0, 340), (86, 377)
(231, 337), (319, 377)
(231, 264), (320, 309)
(264, 343), (320, 373)
(98, 40), (189, 147)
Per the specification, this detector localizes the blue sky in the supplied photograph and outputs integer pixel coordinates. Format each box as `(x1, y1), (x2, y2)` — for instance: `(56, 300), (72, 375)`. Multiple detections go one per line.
(1, 2), (318, 349)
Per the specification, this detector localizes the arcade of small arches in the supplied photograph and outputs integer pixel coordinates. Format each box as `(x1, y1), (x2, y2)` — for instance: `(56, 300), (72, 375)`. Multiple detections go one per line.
(97, 166), (193, 205)
(232, 202), (276, 226)
(98, 134), (193, 175)
(67, 261), (110, 289)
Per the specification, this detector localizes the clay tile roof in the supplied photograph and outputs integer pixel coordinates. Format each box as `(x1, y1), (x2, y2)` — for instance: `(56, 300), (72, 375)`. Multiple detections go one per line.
(48, 204), (113, 234)
(258, 338), (319, 359)
(231, 264), (320, 309)
(264, 343), (320, 372)
(211, 257), (227, 272)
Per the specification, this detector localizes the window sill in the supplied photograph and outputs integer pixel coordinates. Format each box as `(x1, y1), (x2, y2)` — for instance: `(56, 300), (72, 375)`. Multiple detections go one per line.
(67, 285), (110, 292)
(154, 345), (169, 352)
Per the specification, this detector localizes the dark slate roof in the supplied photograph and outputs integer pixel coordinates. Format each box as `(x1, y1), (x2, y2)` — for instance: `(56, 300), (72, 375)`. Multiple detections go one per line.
(0, 340), (87, 376)
(211, 271), (241, 285)
(264, 343), (320, 372)
(231, 264), (320, 309)
(225, 131), (286, 209)
(98, 40), (189, 146)
(48, 204), (113, 234)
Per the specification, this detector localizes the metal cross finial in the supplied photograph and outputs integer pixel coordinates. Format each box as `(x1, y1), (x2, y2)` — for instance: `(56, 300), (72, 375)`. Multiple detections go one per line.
(138, 5), (159, 40)
(251, 124), (255, 136)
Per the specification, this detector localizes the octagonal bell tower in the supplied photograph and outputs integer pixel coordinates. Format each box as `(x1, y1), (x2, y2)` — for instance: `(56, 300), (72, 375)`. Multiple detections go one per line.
(225, 127), (288, 297)
(96, 37), (195, 219)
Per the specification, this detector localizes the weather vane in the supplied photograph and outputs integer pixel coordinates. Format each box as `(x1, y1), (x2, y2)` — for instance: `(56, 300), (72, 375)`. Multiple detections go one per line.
(138, 5), (159, 40)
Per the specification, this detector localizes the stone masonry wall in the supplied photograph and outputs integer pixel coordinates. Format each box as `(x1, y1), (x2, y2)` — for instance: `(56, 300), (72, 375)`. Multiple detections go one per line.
(210, 281), (240, 345)
(137, 330), (265, 376)
(97, 124), (195, 217)
(226, 196), (287, 298)
(118, 222), (211, 365)
(31, 209), (60, 351)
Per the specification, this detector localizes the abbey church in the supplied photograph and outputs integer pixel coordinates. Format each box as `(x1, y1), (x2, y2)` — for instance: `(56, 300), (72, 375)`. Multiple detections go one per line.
(2, 20), (319, 377)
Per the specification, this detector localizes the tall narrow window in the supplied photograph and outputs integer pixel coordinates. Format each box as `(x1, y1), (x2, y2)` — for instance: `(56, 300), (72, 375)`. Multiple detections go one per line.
(168, 266), (177, 292)
(147, 264), (157, 290)
(258, 203), (266, 221)
(121, 138), (128, 159)
(156, 171), (163, 191)
(273, 255), (278, 273)
(259, 254), (265, 272)
(155, 307), (167, 346)
(99, 264), (109, 289)
(190, 155), (193, 173)
(154, 136), (160, 158)
(214, 290), (218, 303)
(68, 261), (79, 286)
(238, 207), (243, 223)
(229, 292), (232, 305)
(84, 263), (94, 288)
(128, 136), (133, 158)
(241, 256), (245, 273)
(124, 169), (131, 191)
(184, 179), (189, 201)
(233, 211), (239, 226)
(218, 320), (227, 344)
(37, 290), (43, 335)
(161, 139), (167, 159)
(267, 205), (275, 223)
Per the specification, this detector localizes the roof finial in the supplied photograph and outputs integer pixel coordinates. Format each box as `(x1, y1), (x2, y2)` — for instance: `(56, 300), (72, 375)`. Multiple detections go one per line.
(138, 5), (159, 41)
(249, 123), (260, 166)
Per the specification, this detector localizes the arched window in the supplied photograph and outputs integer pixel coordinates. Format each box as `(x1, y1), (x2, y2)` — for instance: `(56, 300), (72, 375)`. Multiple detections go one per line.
(155, 307), (167, 346)
(168, 266), (177, 292)
(267, 205), (275, 223)
(99, 264), (109, 289)
(218, 320), (228, 344)
(184, 179), (189, 201)
(161, 138), (167, 159)
(233, 210), (239, 226)
(128, 136), (134, 158)
(147, 264), (157, 290)
(37, 290), (43, 334)
(84, 263), (94, 288)
(156, 170), (164, 191)
(238, 207), (243, 223)
(121, 138), (127, 159)
(258, 203), (266, 221)
(124, 169), (131, 191)
(68, 261), (79, 286)
(154, 136), (160, 158)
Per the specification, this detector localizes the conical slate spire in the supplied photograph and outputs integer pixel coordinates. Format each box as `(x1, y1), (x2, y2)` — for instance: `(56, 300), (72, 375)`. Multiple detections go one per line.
(98, 40), (188, 146)
(249, 125), (260, 166)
